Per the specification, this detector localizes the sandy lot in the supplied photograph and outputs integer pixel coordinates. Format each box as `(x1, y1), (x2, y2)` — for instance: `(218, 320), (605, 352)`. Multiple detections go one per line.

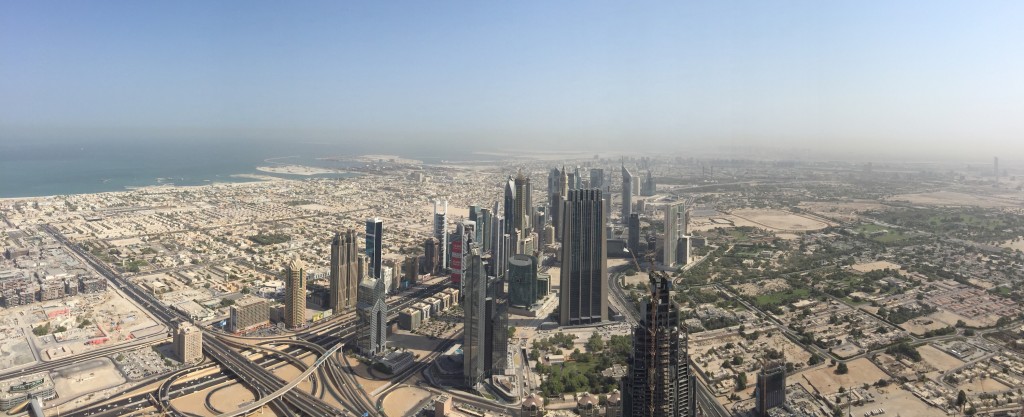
(901, 316), (954, 336)
(730, 209), (832, 231)
(50, 358), (126, 406)
(917, 345), (964, 373)
(208, 383), (257, 413)
(851, 261), (903, 273)
(733, 279), (790, 297)
(797, 201), (887, 222)
(1000, 239), (1024, 252)
(887, 191), (1017, 207)
(849, 386), (937, 417)
(381, 386), (433, 416)
(797, 358), (888, 394)
(957, 377), (1010, 395)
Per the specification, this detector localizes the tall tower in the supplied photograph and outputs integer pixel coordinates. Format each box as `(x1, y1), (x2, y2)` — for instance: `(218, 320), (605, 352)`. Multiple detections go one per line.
(329, 229), (359, 313)
(365, 218), (383, 279)
(356, 274), (388, 356)
(628, 213), (641, 255)
(485, 275), (509, 376)
(560, 189), (608, 326)
(622, 274), (695, 417)
(622, 164), (634, 224)
(284, 257), (306, 329)
(514, 171), (532, 233)
(994, 156), (1000, 183)
(451, 220), (476, 292)
(754, 359), (787, 417)
(664, 203), (685, 267)
(462, 245), (487, 387)
(590, 168), (605, 189)
(173, 321), (203, 364)
(434, 199), (448, 269)
(504, 176), (517, 235)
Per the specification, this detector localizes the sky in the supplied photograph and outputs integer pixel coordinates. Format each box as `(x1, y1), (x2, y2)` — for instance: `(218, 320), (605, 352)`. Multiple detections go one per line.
(2, 1), (1023, 160)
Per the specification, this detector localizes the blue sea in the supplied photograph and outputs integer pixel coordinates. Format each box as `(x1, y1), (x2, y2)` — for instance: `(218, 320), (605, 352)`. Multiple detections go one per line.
(0, 140), (482, 198)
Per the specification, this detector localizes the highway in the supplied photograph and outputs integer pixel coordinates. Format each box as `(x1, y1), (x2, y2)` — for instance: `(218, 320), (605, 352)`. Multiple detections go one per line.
(45, 225), (344, 417)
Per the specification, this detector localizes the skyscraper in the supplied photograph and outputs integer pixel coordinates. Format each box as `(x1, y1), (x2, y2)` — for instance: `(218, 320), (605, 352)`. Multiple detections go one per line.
(590, 168), (604, 189)
(485, 275), (509, 376)
(754, 359), (787, 417)
(283, 257), (306, 329)
(329, 229), (359, 313)
(490, 214), (508, 279)
(622, 164), (634, 224)
(469, 204), (485, 244)
(462, 245), (487, 387)
(560, 189), (608, 326)
(622, 274), (695, 417)
(517, 172), (532, 232)
(356, 273), (387, 356)
(628, 213), (641, 256)
(434, 199), (448, 269)
(174, 321), (203, 364)
(504, 176), (516, 235)
(365, 218), (383, 279)
(451, 220), (475, 291)
(664, 203), (685, 267)
(508, 254), (539, 308)
(642, 170), (657, 196)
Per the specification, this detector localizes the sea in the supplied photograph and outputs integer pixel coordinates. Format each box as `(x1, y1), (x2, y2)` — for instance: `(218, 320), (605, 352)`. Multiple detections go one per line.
(0, 139), (482, 198)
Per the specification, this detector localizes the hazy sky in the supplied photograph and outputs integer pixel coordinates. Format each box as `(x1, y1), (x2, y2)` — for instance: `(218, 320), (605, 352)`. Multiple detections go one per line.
(2, 1), (1022, 159)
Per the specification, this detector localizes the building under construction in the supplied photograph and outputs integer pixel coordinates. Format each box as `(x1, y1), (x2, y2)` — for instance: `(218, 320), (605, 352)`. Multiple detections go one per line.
(622, 273), (696, 417)
(755, 359), (787, 416)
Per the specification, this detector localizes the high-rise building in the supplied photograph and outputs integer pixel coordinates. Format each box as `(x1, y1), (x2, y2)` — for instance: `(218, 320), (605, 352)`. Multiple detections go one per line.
(356, 273), (387, 356)
(365, 218), (383, 279)
(590, 168), (604, 190)
(462, 245), (487, 387)
(754, 360), (787, 417)
(622, 275), (695, 417)
(549, 167), (569, 241)
(641, 170), (657, 196)
(229, 296), (269, 333)
(451, 220), (476, 291)
(422, 237), (440, 275)
(622, 164), (634, 224)
(490, 215), (508, 279)
(434, 199), (448, 269)
(506, 172), (532, 236)
(664, 203), (685, 267)
(480, 207), (493, 253)
(174, 321), (203, 364)
(329, 229), (359, 313)
(469, 205), (485, 244)
(283, 257), (306, 329)
(628, 213), (641, 256)
(508, 254), (539, 308)
(560, 189), (608, 326)
(485, 276), (509, 376)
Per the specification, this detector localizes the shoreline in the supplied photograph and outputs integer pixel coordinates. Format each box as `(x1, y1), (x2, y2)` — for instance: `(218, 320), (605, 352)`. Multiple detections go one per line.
(0, 164), (363, 202)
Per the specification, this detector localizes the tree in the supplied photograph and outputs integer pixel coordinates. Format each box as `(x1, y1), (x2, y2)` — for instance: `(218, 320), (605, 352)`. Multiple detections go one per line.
(957, 390), (967, 411)
(835, 362), (849, 375)
(586, 333), (604, 352)
(508, 326), (516, 340)
(735, 373), (747, 390)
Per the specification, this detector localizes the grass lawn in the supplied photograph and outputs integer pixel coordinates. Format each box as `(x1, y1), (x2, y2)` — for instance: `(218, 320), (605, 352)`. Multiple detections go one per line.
(754, 288), (810, 307)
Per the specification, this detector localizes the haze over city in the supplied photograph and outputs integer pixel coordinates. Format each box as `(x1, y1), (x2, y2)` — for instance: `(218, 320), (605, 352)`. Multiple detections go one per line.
(3, 1), (1023, 159)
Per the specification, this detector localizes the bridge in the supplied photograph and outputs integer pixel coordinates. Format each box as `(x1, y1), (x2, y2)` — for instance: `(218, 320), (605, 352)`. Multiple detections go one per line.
(217, 341), (344, 417)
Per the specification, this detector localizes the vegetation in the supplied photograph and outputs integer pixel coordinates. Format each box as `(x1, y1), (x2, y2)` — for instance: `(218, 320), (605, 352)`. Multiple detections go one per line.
(248, 233), (291, 246)
(885, 342), (922, 362)
(536, 335), (632, 396)
(835, 362), (849, 374)
(32, 322), (51, 336)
